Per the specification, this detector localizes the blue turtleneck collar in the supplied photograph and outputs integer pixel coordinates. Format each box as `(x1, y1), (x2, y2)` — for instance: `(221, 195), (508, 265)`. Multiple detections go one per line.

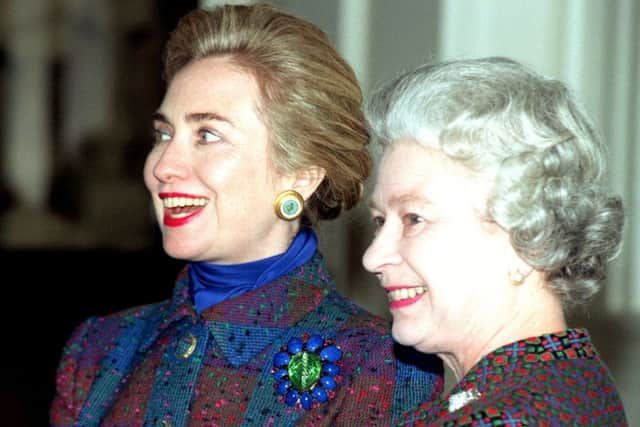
(189, 227), (318, 313)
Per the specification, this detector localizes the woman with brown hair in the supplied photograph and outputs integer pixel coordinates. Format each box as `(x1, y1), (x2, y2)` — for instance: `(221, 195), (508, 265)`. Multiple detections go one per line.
(50, 4), (443, 426)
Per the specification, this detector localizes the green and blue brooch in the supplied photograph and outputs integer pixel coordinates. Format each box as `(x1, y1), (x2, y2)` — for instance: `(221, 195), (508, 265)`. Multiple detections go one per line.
(272, 333), (342, 410)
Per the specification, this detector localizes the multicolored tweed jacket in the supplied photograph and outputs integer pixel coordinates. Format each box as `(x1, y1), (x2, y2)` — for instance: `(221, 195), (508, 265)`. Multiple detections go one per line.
(398, 329), (628, 426)
(51, 253), (443, 426)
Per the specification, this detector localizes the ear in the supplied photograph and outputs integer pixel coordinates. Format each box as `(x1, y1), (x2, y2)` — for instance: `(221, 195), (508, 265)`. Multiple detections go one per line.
(289, 166), (326, 201)
(507, 251), (534, 286)
(495, 227), (534, 285)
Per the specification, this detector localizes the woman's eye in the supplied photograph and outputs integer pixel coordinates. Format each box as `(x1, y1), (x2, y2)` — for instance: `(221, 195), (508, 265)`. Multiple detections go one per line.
(371, 215), (385, 234)
(403, 213), (422, 225)
(402, 213), (425, 236)
(199, 129), (222, 144)
(153, 128), (171, 144)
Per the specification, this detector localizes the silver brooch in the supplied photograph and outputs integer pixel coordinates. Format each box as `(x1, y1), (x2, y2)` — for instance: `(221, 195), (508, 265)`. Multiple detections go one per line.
(448, 388), (481, 412)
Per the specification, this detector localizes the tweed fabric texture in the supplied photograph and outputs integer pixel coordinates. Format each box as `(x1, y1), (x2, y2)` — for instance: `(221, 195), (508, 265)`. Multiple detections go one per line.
(51, 252), (444, 426)
(398, 329), (628, 426)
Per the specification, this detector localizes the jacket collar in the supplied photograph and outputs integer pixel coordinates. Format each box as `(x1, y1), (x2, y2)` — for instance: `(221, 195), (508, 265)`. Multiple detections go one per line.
(443, 328), (596, 414)
(140, 252), (335, 366)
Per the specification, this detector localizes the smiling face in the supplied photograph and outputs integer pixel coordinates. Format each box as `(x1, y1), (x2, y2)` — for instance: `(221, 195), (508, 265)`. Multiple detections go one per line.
(363, 139), (521, 357)
(144, 56), (297, 264)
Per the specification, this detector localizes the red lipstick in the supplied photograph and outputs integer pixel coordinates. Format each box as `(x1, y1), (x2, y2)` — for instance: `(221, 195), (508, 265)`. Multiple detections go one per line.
(159, 192), (208, 227)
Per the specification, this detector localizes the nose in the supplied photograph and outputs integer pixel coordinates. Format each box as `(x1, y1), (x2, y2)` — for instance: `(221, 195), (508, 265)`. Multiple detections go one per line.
(362, 226), (401, 277)
(151, 140), (190, 183)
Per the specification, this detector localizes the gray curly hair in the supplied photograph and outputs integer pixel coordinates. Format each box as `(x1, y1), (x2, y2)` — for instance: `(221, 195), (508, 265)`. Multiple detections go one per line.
(366, 56), (624, 308)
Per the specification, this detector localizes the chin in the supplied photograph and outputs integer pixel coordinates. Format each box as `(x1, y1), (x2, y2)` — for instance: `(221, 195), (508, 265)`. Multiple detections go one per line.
(163, 246), (189, 261)
(162, 239), (200, 261)
(391, 320), (423, 349)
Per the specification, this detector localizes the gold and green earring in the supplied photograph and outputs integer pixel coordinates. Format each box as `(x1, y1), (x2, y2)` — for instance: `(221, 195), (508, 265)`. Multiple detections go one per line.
(274, 190), (304, 221)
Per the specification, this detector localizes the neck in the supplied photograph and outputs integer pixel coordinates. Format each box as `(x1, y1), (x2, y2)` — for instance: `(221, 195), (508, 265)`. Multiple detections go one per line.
(442, 278), (567, 381)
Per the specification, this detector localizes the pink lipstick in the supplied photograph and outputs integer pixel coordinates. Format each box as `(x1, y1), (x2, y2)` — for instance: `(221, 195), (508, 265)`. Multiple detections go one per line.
(385, 285), (427, 309)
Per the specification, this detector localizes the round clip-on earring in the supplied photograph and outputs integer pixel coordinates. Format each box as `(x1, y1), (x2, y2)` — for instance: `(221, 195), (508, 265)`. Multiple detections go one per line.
(274, 190), (304, 221)
(508, 269), (525, 286)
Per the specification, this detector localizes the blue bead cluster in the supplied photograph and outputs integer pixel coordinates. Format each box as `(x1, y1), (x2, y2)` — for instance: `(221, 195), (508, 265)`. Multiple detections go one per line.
(272, 334), (342, 410)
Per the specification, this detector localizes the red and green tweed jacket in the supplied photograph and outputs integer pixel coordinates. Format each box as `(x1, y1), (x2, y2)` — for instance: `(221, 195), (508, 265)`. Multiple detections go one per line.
(398, 329), (628, 426)
(51, 252), (443, 426)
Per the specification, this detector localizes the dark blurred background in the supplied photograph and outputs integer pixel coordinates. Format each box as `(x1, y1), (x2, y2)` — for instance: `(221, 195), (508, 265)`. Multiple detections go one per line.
(1, 1), (638, 426)
(1, 2), (195, 426)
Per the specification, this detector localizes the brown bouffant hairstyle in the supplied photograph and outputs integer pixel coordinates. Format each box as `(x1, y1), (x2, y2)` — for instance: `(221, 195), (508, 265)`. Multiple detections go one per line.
(163, 4), (371, 224)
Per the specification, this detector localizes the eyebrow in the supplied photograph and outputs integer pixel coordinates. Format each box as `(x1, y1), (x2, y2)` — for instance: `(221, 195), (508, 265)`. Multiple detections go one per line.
(367, 193), (432, 210)
(152, 111), (235, 127)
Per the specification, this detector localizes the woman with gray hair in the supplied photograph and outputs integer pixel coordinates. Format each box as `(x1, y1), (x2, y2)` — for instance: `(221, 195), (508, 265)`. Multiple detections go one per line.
(363, 57), (628, 425)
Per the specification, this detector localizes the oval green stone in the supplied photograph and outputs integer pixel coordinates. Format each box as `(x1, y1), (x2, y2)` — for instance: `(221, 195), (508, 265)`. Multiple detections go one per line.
(283, 200), (298, 215)
(288, 351), (321, 391)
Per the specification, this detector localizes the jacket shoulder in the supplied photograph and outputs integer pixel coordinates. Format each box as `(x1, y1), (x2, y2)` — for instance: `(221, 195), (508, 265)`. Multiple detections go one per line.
(50, 301), (167, 425)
